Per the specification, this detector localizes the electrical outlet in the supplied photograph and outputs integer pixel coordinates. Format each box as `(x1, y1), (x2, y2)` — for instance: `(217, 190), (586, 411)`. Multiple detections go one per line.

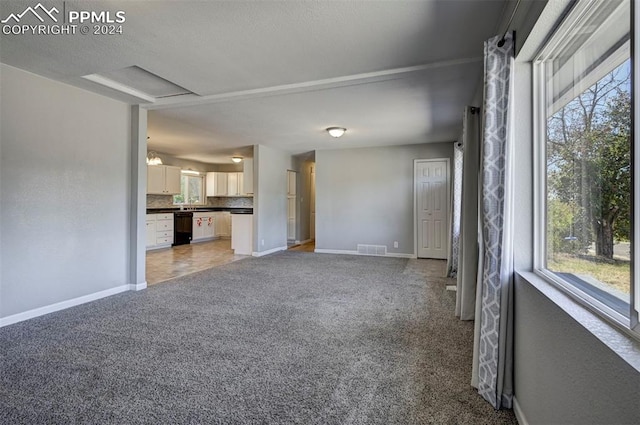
(393, 241), (398, 248)
(261, 239), (265, 246)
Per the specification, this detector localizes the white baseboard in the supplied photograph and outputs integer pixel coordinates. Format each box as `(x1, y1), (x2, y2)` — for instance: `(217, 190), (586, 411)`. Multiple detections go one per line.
(386, 252), (417, 259)
(129, 282), (147, 291)
(252, 245), (287, 257)
(513, 397), (528, 425)
(314, 249), (358, 255)
(314, 249), (416, 259)
(0, 284), (132, 328)
(191, 237), (216, 244)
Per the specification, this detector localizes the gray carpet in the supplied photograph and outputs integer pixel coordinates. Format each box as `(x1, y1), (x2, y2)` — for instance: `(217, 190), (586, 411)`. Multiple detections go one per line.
(0, 252), (517, 424)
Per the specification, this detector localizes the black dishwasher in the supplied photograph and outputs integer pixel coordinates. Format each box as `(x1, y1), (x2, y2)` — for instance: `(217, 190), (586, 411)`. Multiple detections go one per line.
(173, 212), (193, 246)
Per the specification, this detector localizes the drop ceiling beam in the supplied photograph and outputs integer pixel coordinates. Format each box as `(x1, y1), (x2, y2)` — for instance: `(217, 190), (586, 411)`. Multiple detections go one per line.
(145, 57), (481, 110)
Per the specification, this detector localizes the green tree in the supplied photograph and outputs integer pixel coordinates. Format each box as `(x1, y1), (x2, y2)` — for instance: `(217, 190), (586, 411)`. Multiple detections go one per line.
(547, 62), (631, 259)
(547, 199), (580, 255)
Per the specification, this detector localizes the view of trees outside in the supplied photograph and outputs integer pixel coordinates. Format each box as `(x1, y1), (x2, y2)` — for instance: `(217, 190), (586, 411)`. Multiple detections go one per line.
(173, 175), (204, 204)
(546, 59), (631, 296)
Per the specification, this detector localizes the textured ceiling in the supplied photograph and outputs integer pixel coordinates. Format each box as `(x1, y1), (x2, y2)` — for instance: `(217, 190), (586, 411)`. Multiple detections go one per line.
(0, 0), (522, 163)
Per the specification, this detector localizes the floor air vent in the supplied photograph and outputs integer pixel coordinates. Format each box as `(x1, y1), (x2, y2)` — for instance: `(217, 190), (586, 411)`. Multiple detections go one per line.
(357, 244), (387, 256)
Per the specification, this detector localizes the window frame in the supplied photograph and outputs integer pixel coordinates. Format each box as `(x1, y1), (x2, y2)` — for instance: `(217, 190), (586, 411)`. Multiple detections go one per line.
(532, 0), (639, 335)
(173, 172), (205, 206)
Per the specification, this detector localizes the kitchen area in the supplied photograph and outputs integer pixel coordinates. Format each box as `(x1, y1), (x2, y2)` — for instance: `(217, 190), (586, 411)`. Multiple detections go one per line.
(145, 151), (255, 284)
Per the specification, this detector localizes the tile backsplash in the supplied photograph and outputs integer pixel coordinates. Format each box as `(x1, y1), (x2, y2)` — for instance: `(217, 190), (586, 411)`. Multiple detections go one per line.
(207, 197), (254, 208)
(147, 195), (174, 208)
(146, 194), (253, 209)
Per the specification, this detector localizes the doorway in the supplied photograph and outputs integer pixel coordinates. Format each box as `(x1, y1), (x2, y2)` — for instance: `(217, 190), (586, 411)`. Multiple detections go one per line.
(415, 159), (450, 259)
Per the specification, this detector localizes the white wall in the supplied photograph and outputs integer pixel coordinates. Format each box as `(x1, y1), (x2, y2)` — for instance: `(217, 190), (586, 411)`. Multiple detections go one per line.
(254, 144), (291, 253)
(0, 64), (131, 319)
(315, 143), (453, 256)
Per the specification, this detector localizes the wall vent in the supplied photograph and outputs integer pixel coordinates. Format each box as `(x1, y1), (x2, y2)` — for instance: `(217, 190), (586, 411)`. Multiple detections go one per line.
(357, 244), (387, 256)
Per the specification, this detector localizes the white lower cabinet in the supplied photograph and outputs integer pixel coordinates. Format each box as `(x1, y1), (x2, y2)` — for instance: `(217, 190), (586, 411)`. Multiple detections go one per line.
(231, 214), (253, 255)
(215, 212), (231, 238)
(146, 213), (174, 250)
(146, 217), (156, 247)
(147, 210), (239, 248)
(192, 212), (216, 242)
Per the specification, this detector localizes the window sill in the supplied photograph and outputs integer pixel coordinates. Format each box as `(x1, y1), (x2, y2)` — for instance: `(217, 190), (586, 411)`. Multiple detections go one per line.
(516, 271), (640, 373)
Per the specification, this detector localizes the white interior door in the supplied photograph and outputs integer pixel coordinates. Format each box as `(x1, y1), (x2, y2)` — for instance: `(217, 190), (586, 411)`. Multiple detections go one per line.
(416, 159), (449, 259)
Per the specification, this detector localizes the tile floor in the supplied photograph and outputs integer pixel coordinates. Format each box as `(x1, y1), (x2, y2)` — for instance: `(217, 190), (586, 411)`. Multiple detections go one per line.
(147, 239), (317, 286)
(146, 239), (249, 285)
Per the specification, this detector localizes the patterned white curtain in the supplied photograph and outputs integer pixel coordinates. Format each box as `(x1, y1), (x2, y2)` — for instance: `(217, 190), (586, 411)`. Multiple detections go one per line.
(446, 142), (464, 278)
(471, 32), (515, 410)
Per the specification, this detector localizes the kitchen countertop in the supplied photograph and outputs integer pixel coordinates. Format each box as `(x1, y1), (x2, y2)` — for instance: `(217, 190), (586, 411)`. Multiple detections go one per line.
(147, 207), (253, 215)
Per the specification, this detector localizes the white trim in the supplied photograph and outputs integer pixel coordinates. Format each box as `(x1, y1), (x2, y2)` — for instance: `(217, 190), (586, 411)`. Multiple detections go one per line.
(633, 0), (640, 324)
(532, 59), (546, 271)
(129, 282), (147, 291)
(513, 397), (529, 425)
(0, 284), (132, 328)
(191, 237), (216, 244)
(82, 74), (156, 103)
(146, 243), (172, 251)
(532, 0), (638, 335)
(315, 249), (358, 255)
(386, 252), (417, 259)
(252, 245), (287, 257)
(314, 249), (416, 259)
(517, 0), (573, 62)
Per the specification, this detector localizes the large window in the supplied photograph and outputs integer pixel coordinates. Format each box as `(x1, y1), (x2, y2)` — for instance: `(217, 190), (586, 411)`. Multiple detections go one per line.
(173, 172), (204, 205)
(535, 0), (638, 328)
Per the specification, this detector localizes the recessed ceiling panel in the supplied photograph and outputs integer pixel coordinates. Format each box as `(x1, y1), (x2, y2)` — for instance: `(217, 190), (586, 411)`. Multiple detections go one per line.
(98, 66), (192, 98)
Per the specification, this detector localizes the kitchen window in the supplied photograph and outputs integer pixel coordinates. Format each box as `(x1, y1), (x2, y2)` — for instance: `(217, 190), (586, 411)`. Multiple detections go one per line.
(173, 172), (205, 205)
(534, 0), (638, 330)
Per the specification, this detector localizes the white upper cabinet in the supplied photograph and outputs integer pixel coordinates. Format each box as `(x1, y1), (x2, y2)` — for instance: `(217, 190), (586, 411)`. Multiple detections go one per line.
(206, 172), (228, 196)
(147, 165), (181, 195)
(206, 171), (251, 197)
(164, 166), (181, 194)
(227, 172), (240, 196)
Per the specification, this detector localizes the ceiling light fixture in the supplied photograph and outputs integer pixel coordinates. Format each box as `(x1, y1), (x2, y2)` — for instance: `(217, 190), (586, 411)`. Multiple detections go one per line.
(326, 127), (346, 138)
(231, 157), (243, 163)
(146, 151), (163, 165)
